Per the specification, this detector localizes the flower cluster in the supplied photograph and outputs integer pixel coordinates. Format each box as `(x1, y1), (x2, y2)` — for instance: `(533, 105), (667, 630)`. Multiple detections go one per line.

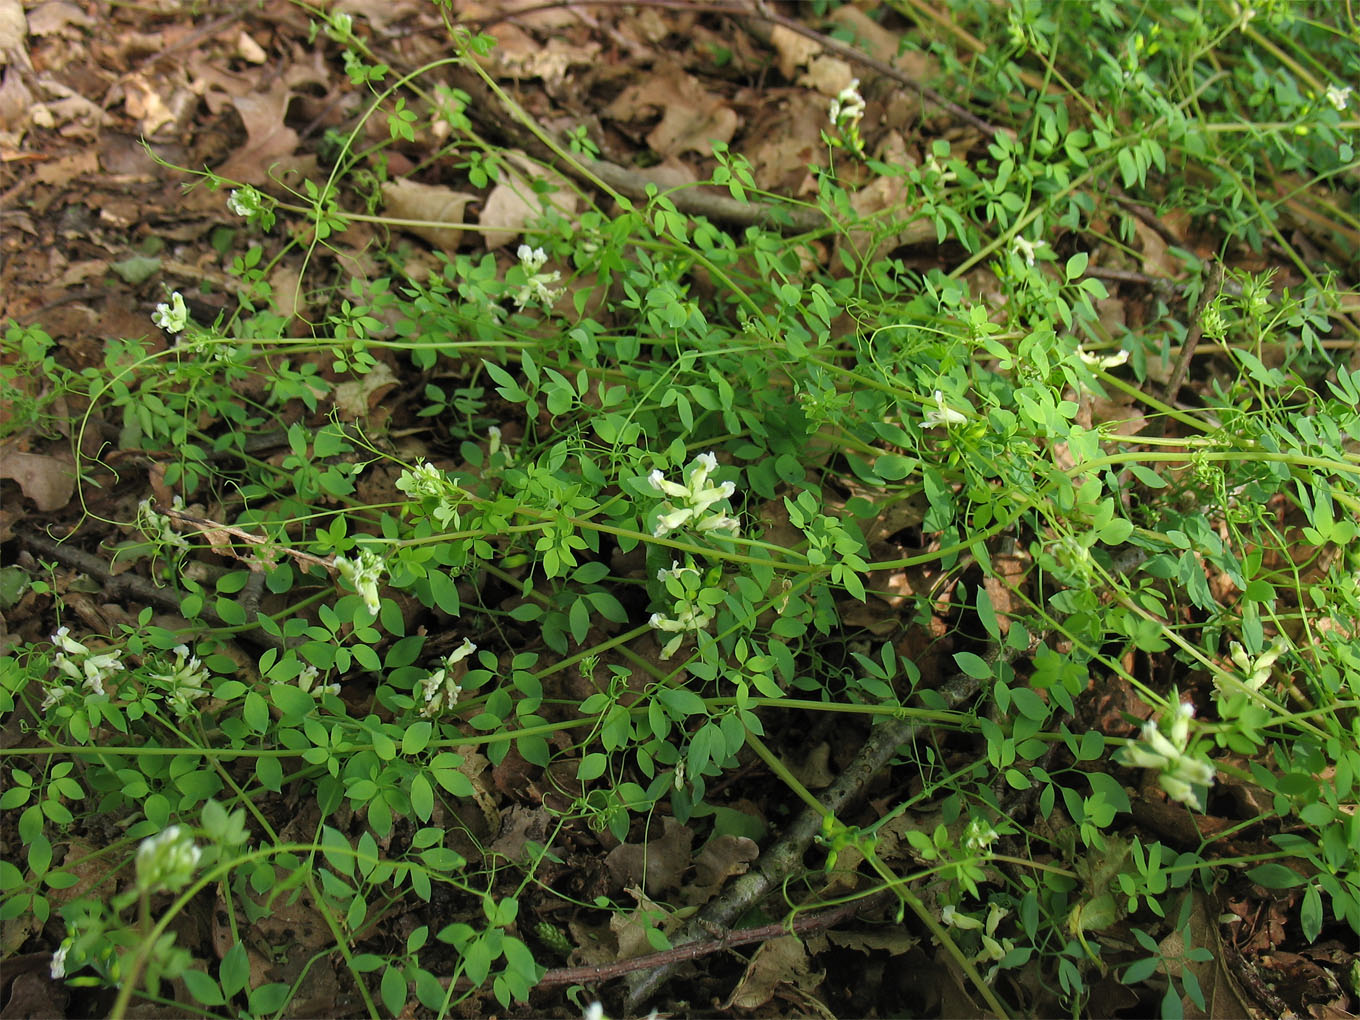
(395, 461), (448, 500)
(942, 902), (1015, 980)
(1114, 692), (1215, 809)
(43, 627), (123, 709)
(647, 452), (739, 538)
(297, 663), (341, 698)
(828, 79), (866, 153)
(512, 244), (563, 310)
(1227, 638), (1288, 693)
(649, 561), (714, 660)
(137, 497), (188, 551)
(417, 639), (476, 717)
(151, 292), (189, 334)
(1325, 84), (1352, 111)
(147, 645), (211, 720)
(1010, 235), (1047, 267)
(226, 184), (275, 231)
(135, 825), (201, 894)
(395, 460), (464, 527)
(335, 548), (385, 616)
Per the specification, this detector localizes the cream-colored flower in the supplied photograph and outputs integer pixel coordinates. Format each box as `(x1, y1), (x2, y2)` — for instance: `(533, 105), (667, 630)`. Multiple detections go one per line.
(922, 390), (967, 429)
(152, 292), (189, 333)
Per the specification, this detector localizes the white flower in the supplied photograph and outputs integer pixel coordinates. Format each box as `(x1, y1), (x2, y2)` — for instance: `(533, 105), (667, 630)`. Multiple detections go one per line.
(941, 904), (983, 930)
(963, 817), (999, 852)
(1010, 235), (1046, 266)
(152, 292), (189, 333)
(326, 11), (353, 40)
(1325, 84), (1351, 111)
(336, 548), (385, 616)
(922, 390), (967, 429)
(395, 461), (447, 500)
(648, 453), (740, 539)
(657, 560), (700, 584)
(135, 825), (201, 894)
(648, 604), (713, 659)
(417, 639), (476, 717)
(517, 244), (548, 272)
(50, 627), (122, 698)
(1078, 346), (1130, 370)
(227, 186), (263, 217)
(50, 943), (68, 980)
(1115, 694), (1215, 809)
(828, 79), (865, 127)
(584, 1004), (605, 1020)
(137, 498), (189, 549)
(148, 645), (210, 719)
(1228, 639), (1286, 692)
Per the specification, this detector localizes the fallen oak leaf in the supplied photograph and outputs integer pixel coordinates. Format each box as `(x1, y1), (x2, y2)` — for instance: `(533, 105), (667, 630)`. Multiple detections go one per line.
(0, 447), (75, 511)
(380, 177), (476, 253)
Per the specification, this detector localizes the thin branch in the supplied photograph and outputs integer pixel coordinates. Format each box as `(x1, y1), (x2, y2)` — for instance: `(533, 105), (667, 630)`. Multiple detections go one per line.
(624, 667), (987, 1009)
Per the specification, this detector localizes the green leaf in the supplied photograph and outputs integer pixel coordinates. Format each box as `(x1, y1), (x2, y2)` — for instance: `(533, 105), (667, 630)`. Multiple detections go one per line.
(402, 721), (433, 756)
(181, 969), (226, 1006)
(220, 942), (250, 998)
(1300, 884), (1322, 942)
(410, 773), (434, 822)
(1247, 863), (1305, 888)
(954, 652), (992, 680)
(243, 691), (269, 733)
(380, 965), (407, 1017)
(1099, 518), (1134, 545)
(577, 753), (608, 781)
(1065, 252), (1089, 280)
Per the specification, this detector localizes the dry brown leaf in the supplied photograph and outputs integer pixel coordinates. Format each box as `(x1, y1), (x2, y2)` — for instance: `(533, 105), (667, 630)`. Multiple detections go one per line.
(770, 23), (821, 80)
(604, 65), (737, 158)
(722, 935), (824, 1012)
(380, 178), (476, 253)
(1158, 891), (1257, 1020)
(488, 803), (551, 864)
(0, 0), (29, 70)
(610, 885), (679, 961)
(27, 2), (93, 36)
(0, 65), (31, 130)
(685, 834), (760, 905)
(800, 55), (855, 96)
(333, 359), (397, 419)
(215, 79), (301, 185)
(791, 742), (836, 790)
(826, 928), (920, 955)
(605, 816), (693, 896)
(0, 447), (75, 510)
(480, 152), (580, 250)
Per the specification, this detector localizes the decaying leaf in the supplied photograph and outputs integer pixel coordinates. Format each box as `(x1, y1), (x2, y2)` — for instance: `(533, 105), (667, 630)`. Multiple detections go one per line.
(721, 935), (825, 1011)
(214, 79), (303, 185)
(604, 64), (737, 157)
(685, 833), (760, 904)
(605, 816), (693, 896)
(333, 359), (397, 419)
(380, 178), (476, 253)
(0, 447), (75, 510)
(480, 152), (580, 250)
(770, 23), (821, 81)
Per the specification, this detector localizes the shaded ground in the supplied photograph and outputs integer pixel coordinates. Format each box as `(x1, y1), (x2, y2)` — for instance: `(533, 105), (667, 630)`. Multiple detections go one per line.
(2, 2), (1358, 1019)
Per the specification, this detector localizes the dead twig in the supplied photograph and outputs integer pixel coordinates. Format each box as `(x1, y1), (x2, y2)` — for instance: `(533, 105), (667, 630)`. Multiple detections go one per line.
(1161, 259), (1224, 405)
(624, 667), (987, 1009)
(439, 891), (892, 992)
